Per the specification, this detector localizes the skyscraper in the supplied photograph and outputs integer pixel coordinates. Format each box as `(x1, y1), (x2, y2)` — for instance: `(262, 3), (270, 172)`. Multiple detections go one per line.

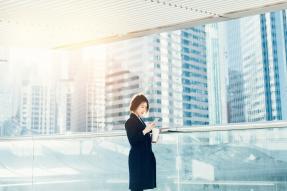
(158, 31), (184, 128)
(56, 79), (73, 133)
(105, 27), (209, 129)
(20, 82), (57, 134)
(0, 48), (22, 136)
(181, 27), (209, 126)
(223, 20), (246, 123)
(105, 38), (149, 130)
(0, 48), (12, 126)
(66, 49), (106, 133)
(206, 23), (228, 125)
(226, 11), (287, 123)
(241, 12), (287, 121)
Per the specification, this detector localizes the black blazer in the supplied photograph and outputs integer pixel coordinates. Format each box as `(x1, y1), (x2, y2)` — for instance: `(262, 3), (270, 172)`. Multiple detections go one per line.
(125, 113), (156, 190)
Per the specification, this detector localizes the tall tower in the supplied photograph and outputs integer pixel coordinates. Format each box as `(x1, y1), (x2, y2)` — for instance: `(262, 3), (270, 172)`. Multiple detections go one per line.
(105, 27), (209, 130)
(56, 79), (73, 133)
(20, 82), (57, 134)
(206, 23), (228, 125)
(181, 27), (209, 126)
(105, 38), (145, 130)
(223, 20), (246, 123)
(65, 49), (106, 133)
(240, 12), (287, 121)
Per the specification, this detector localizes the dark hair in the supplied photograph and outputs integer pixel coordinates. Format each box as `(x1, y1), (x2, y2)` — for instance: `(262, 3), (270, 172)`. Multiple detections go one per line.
(129, 93), (149, 112)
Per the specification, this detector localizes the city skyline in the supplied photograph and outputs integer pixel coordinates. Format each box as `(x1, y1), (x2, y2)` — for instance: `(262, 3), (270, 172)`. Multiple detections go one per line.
(1, 10), (287, 136)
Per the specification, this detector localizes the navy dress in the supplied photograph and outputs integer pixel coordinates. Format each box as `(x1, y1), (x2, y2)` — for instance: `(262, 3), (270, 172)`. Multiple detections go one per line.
(125, 113), (156, 190)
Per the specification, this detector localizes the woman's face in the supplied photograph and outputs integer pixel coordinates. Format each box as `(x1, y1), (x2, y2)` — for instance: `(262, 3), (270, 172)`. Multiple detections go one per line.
(135, 102), (148, 117)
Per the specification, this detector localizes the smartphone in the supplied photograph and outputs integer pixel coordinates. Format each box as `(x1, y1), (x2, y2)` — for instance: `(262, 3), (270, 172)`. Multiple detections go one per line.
(154, 117), (161, 122)
(153, 117), (161, 128)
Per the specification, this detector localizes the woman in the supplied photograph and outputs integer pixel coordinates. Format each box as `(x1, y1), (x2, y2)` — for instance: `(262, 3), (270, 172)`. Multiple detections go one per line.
(125, 94), (157, 191)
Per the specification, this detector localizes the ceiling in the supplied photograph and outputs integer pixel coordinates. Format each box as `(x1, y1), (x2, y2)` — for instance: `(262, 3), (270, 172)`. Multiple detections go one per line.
(1, 0), (287, 48)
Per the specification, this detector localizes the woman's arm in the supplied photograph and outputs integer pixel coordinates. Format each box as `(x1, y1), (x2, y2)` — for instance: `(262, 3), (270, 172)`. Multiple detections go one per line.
(125, 119), (146, 146)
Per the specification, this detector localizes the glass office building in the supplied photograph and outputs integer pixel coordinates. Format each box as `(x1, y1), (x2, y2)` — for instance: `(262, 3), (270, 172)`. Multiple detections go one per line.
(181, 27), (209, 126)
(105, 27), (209, 130)
(206, 23), (228, 125)
(226, 11), (287, 123)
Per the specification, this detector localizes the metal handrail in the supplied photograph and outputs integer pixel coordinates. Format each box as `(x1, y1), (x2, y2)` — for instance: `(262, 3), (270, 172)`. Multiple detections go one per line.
(0, 120), (286, 141)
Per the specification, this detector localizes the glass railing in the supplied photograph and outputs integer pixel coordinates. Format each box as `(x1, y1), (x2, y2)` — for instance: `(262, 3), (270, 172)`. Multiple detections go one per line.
(0, 121), (287, 191)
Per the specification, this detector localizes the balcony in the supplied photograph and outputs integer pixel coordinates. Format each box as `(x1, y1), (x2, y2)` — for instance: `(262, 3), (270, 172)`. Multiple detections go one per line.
(0, 121), (286, 191)
(1, 1), (287, 191)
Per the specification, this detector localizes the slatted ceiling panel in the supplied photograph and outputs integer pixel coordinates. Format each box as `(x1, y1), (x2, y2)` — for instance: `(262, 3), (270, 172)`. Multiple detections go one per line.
(0, 0), (209, 48)
(147, 0), (219, 16)
(1, 1), (203, 30)
(1, 0), (287, 48)
(170, 0), (287, 15)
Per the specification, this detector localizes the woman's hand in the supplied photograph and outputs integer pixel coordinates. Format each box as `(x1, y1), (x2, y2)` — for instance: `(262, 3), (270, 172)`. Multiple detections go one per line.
(142, 122), (155, 135)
